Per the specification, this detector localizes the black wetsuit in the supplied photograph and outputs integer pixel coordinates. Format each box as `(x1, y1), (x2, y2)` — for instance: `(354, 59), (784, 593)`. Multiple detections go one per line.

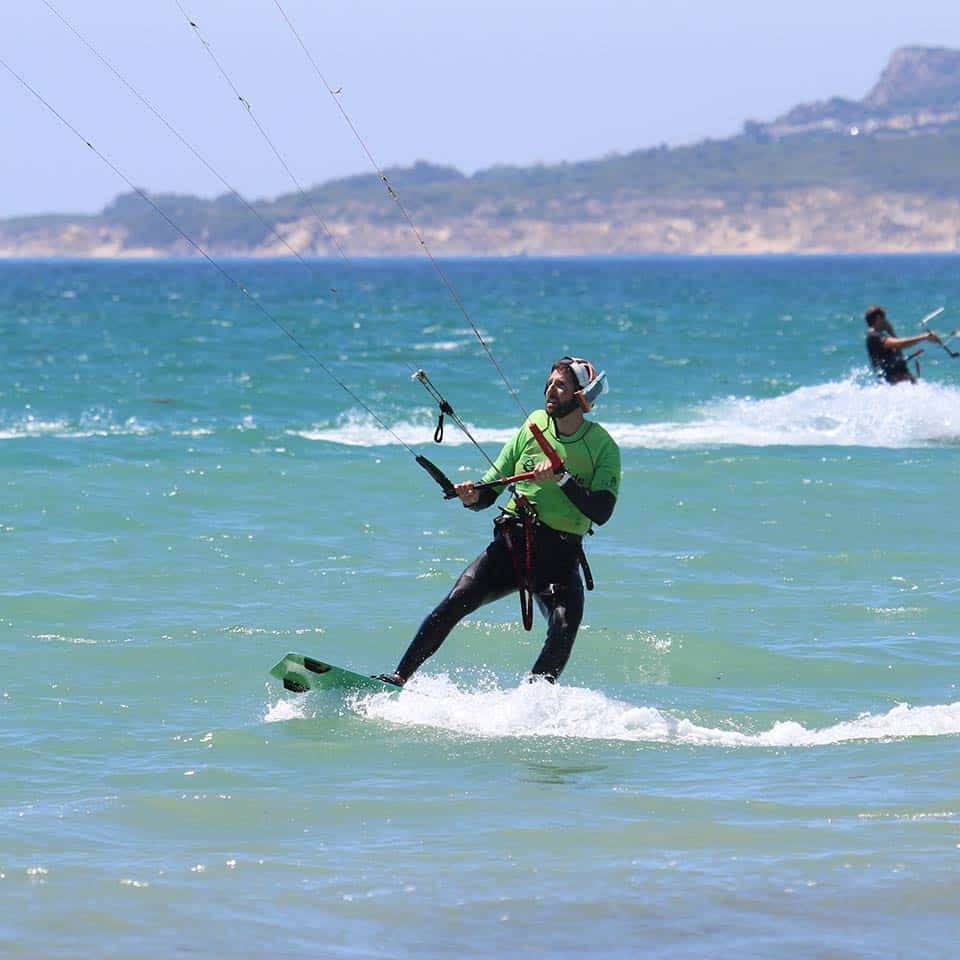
(393, 410), (620, 685)
(396, 516), (587, 682)
(866, 328), (913, 384)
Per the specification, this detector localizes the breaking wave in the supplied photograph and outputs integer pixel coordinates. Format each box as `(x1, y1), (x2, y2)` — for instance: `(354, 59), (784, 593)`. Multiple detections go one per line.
(265, 674), (960, 747)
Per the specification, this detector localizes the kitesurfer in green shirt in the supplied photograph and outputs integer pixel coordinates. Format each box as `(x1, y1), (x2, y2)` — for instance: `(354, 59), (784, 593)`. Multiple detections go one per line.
(377, 356), (621, 686)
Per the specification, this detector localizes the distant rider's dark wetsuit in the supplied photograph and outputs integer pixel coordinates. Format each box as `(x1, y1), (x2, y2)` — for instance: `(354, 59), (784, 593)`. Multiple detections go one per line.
(866, 327), (914, 384)
(393, 407), (621, 684)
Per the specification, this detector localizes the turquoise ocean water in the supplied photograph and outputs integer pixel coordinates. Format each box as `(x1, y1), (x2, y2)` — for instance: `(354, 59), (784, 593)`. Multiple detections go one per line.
(3, 255), (960, 957)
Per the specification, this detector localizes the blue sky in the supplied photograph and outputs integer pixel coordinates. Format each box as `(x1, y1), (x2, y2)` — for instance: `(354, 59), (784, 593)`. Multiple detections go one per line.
(2, 0), (960, 217)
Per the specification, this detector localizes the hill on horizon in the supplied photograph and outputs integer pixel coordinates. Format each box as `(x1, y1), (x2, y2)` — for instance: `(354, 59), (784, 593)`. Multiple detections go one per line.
(5, 45), (960, 257)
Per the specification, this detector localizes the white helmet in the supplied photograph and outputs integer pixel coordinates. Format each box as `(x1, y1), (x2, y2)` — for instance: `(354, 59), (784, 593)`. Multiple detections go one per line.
(549, 356), (609, 412)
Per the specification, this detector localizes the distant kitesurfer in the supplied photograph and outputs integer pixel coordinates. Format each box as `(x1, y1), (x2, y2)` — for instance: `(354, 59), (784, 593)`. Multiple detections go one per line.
(864, 305), (940, 384)
(377, 357), (621, 686)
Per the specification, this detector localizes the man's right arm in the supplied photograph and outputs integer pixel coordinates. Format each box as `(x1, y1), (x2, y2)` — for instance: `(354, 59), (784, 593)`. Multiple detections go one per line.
(459, 426), (523, 510)
(882, 331), (940, 350)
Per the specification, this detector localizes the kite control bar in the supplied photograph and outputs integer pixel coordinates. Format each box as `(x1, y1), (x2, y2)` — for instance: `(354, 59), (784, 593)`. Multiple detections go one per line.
(420, 419), (566, 499)
(469, 421), (565, 491)
(470, 470), (538, 491)
(920, 307), (960, 358)
(416, 454), (458, 499)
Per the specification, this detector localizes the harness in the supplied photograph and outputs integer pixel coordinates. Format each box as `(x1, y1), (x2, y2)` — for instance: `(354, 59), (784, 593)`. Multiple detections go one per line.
(416, 375), (600, 627)
(497, 506), (536, 631)
(495, 504), (594, 632)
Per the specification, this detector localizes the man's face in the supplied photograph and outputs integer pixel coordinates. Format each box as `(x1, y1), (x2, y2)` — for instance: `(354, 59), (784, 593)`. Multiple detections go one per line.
(544, 366), (578, 416)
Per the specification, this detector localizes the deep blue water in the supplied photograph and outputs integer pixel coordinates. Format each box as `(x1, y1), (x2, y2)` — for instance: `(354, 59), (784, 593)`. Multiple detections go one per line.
(3, 256), (960, 958)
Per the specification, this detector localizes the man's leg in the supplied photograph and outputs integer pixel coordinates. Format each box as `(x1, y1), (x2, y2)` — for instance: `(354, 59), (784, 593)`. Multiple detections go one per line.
(528, 570), (584, 682)
(393, 538), (516, 681)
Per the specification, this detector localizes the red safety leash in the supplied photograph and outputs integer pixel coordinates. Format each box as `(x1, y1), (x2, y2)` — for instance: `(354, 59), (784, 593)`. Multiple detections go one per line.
(529, 422), (564, 472)
(501, 500), (535, 631)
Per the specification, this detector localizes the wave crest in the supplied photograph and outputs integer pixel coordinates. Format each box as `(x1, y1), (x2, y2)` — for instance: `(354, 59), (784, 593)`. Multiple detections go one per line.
(331, 675), (960, 747)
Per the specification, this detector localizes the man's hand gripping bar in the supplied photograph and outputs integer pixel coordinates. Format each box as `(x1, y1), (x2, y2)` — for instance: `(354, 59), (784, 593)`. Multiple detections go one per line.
(470, 421), (565, 490)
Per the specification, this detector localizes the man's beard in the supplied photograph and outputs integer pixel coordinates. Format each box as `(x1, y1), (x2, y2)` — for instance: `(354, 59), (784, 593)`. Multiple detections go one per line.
(547, 397), (580, 418)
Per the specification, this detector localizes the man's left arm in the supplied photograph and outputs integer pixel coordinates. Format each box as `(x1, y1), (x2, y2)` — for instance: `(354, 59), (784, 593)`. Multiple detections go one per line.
(555, 474), (616, 525)
(555, 437), (621, 525)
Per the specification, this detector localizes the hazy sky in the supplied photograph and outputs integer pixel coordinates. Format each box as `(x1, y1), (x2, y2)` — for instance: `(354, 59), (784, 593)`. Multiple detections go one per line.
(2, 0), (960, 218)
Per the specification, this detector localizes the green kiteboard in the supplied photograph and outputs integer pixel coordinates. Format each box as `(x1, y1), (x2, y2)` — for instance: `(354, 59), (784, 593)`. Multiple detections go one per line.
(269, 652), (399, 694)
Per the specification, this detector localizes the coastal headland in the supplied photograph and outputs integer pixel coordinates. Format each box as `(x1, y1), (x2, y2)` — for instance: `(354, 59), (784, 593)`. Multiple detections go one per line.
(5, 46), (960, 257)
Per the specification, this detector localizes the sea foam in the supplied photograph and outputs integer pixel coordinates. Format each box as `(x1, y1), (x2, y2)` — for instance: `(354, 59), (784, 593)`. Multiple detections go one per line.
(290, 375), (960, 451)
(340, 675), (960, 747)
(612, 375), (960, 449)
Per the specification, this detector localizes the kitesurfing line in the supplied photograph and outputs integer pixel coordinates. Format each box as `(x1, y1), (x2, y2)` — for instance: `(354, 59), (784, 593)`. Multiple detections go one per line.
(268, 0), (529, 421)
(929, 336), (960, 360)
(37, 1), (497, 473)
(10, 10), (530, 495)
(32, 3), (507, 485)
(170, 2), (529, 477)
(919, 307), (960, 359)
(20, 14), (511, 503)
(173, 0), (350, 265)
(0, 53), (435, 469)
(39, 0), (342, 287)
